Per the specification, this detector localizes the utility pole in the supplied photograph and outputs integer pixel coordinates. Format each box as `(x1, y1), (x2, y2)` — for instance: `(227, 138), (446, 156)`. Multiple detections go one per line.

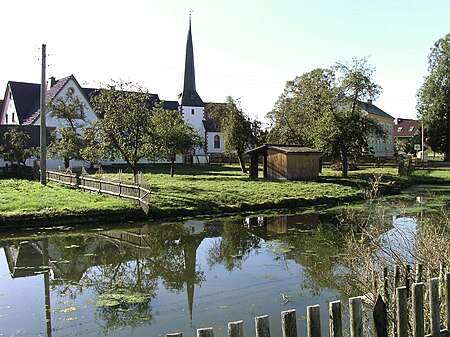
(40, 44), (47, 185)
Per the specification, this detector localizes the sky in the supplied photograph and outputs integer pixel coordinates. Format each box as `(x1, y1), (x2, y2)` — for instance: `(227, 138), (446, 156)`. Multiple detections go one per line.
(1, 0), (449, 125)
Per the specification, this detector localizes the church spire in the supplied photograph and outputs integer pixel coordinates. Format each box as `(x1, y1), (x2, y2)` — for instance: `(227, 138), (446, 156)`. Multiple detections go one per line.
(180, 14), (205, 107)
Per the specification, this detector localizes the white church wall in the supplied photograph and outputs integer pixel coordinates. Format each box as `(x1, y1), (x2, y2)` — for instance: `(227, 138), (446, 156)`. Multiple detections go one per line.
(206, 132), (225, 153)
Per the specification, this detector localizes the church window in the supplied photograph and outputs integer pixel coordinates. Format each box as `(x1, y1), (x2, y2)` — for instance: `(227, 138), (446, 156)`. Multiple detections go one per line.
(214, 135), (220, 148)
(11, 113), (15, 123)
(5, 114), (8, 124)
(191, 109), (195, 115)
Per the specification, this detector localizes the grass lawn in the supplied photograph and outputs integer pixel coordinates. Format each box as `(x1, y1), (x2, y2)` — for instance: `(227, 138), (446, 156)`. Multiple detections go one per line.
(0, 178), (139, 220)
(3, 164), (443, 222)
(97, 164), (406, 218)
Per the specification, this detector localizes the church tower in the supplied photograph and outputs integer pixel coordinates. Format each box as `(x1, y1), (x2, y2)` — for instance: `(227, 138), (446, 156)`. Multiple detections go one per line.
(179, 15), (206, 154)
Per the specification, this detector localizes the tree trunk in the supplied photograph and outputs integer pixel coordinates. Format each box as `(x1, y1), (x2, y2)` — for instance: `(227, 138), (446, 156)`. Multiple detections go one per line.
(64, 157), (70, 169)
(341, 150), (348, 178)
(237, 150), (247, 174)
(133, 163), (139, 185)
(170, 156), (175, 178)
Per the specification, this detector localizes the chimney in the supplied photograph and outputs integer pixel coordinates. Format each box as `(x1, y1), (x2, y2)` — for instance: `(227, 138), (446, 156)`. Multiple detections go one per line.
(49, 76), (57, 88)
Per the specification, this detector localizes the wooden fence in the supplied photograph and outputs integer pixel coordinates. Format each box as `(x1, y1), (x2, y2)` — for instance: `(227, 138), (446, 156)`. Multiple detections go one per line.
(46, 170), (150, 213)
(167, 273), (450, 337)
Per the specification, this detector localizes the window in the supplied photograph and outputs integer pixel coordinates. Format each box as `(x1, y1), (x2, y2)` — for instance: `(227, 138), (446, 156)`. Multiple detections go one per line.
(11, 113), (15, 123)
(191, 109), (195, 115)
(5, 114), (8, 124)
(409, 126), (415, 132)
(214, 135), (220, 149)
(397, 127), (403, 132)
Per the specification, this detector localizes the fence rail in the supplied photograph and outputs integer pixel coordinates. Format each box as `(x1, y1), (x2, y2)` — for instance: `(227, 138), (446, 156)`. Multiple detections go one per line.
(167, 273), (450, 337)
(46, 170), (150, 212)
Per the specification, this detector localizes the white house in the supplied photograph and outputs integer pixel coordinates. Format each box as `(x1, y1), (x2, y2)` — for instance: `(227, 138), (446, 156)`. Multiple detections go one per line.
(0, 18), (226, 168)
(358, 100), (395, 157)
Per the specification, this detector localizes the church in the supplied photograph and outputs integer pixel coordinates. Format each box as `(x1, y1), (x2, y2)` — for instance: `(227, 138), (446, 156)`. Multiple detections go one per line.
(0, 18), (225, 167)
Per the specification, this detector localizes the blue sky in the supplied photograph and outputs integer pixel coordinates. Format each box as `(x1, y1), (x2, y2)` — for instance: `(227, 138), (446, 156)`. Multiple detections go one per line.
(1, 0), (449, 124)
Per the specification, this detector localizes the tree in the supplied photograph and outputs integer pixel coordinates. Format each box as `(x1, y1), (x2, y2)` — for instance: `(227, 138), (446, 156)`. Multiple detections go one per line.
(152, 107), (200, 177)
(0, 128), (34, 165)
(267, 59), (385, 177)
(90, 80), (156, 183)
(318, 59), (384, 177)
(267, 68), (336, 146)
(209, 97), (255, 173)
(417, 33), (450, 161)
(46, 91), (88, 168)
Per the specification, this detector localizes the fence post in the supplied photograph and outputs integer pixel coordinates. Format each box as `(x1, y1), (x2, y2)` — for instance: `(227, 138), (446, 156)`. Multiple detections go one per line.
(406, 265), (411, 299)
(228, 320), (243, 337)
(255, 315), (270, 337)
(198, 327), (214, 337)
(383, 266), (389, 307)
(397, 286), (408, 337)
(329, 301), (342, 337)
(430, 278), (440, 337)
(282, 309), (297, 337)
(412, 282), (424, 337)
(446, 273), (450, 331)
(307, 305), (321, 337)
(416, 264), (423, 283)
(349, 297), (363, 337)
(373, 295), (388, 337)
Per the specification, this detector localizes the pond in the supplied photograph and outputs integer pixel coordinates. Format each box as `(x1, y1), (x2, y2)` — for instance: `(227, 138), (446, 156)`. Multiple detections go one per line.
(0, 186), (448, 337)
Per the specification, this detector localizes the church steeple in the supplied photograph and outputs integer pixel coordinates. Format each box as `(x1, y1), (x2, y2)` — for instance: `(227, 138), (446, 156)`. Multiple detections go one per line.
(180, 15), (205, 107)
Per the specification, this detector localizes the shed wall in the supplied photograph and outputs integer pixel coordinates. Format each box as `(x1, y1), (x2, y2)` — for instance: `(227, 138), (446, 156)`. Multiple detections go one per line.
(266, 150), (287, 180)
(286, 153), (321, 179)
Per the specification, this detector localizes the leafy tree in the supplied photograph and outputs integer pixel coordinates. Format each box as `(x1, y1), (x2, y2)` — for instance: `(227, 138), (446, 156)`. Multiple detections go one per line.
(152, 107), (200, 177)
(47, 91), (88, 168)
(90, 80), (156, 182)
(208, 97), (255, 173)
(267, 58), (385, 177)
(267, 68), (336, 146)
(317, 59), (384, 177)
(417, 33), (450, 160)
(0, 128), (34, 165)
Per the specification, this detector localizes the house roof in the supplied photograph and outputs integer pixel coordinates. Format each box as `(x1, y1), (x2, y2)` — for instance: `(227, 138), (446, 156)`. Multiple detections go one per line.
(393, 118), (419, 138)
(357, 101), (394, 120)
(8, 81), (41, 124)
(22, 75), (72, 125)
(247, 144), (321, 155)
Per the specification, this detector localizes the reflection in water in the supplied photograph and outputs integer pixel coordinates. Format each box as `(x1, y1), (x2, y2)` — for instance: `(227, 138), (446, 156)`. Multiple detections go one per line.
(0, 186), (447, 336)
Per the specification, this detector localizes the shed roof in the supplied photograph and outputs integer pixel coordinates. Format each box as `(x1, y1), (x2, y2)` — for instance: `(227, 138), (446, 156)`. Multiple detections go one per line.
(247, 144), (321, 155)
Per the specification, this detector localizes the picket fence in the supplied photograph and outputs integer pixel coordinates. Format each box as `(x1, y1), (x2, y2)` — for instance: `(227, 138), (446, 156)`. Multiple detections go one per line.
(46, 170), (150, 212)
(167, 273), (450, 337)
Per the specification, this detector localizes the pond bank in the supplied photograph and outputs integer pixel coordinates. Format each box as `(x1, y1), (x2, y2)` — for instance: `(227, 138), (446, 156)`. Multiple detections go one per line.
(1, 165), (448, 229)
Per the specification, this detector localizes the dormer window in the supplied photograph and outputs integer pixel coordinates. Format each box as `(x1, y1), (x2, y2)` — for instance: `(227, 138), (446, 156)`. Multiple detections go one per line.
(397, 127), (403, 132)
(409, 126), (415, 132)
(191, 109), (195, 115)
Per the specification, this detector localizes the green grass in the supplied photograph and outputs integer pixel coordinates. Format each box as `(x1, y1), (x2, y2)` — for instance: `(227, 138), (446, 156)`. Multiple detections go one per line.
(2, 164), (446, 221)
(412, 169), (450, 182)
(0, 178), (138, 220)
(97, 165), (405, 218)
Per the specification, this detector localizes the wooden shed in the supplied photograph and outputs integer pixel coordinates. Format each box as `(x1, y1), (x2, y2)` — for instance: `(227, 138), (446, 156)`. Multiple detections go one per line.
(246, 144), (322, 180)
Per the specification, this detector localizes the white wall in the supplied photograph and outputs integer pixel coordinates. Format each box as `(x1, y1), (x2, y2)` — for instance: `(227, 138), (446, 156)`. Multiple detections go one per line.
(206, 131), (225, 153)
(33, 78), (97, 129)
(1, 86), (20, 125)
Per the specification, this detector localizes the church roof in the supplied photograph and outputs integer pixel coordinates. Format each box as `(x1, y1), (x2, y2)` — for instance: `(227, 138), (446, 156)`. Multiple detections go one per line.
(180, 17), (205, 107)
